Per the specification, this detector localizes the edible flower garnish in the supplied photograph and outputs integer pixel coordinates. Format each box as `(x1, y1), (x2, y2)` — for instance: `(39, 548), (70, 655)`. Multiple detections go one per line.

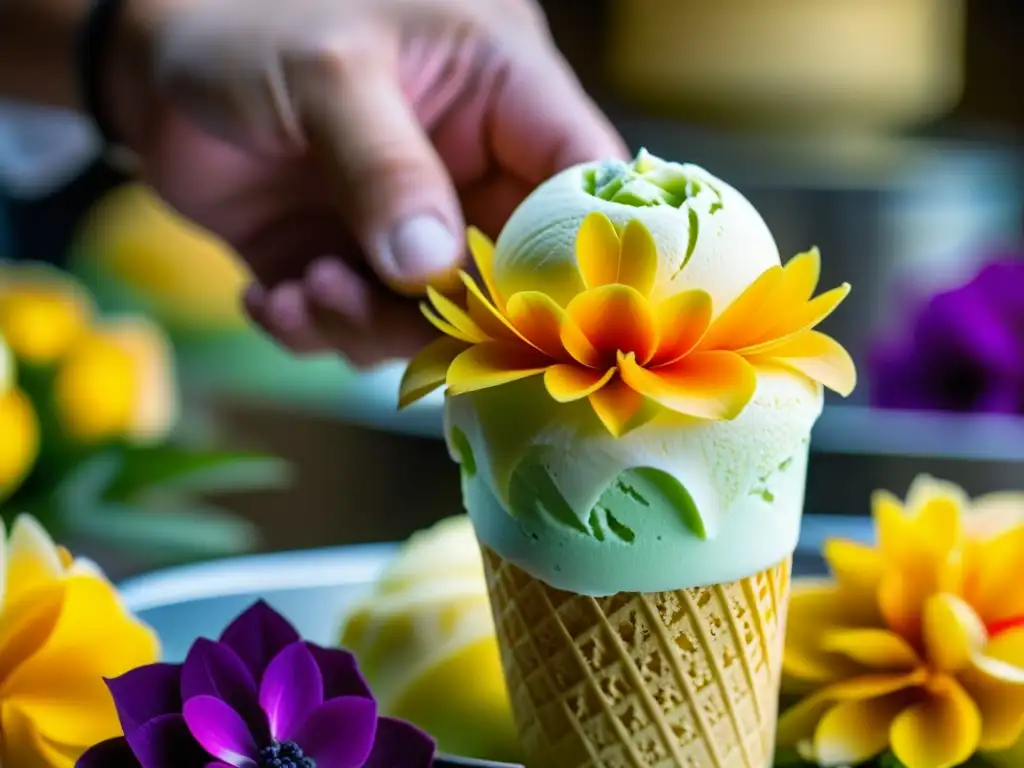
(77, 600), (435, 768)
(400, 212), (854, 436)
(779, 475), (1024, 768)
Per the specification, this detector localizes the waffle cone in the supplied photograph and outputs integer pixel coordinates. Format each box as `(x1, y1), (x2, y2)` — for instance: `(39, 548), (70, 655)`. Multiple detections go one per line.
(481, 547), (791, 768)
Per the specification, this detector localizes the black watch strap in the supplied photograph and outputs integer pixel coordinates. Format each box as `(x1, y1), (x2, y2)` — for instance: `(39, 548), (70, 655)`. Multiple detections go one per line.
(76, 0), (126, 146)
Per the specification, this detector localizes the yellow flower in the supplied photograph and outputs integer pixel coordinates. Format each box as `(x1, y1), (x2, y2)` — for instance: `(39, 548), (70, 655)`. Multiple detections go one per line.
(779, 475), (1024, 768)
(0, 387), (39, 501)
(0, 333), (12, 392)
(399, 212), (855, 436)
(73, 184), (248, 331)
(0, 515), (159, 767)
(342, 516), (519, 762)
(53, 318), (177, 445)
(0, 264), (94, 365)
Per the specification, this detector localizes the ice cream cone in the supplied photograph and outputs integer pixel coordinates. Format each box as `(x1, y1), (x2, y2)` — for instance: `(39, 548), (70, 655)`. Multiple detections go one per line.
(481, 546), (790, 768)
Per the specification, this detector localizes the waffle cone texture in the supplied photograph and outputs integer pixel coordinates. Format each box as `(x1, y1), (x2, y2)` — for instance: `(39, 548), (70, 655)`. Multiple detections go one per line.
(481, 547), (791, 768)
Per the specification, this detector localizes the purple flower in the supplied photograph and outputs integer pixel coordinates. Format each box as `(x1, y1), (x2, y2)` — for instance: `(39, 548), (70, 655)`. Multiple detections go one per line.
(76, 601), (435, 768)
(868, 256), (1024, 414)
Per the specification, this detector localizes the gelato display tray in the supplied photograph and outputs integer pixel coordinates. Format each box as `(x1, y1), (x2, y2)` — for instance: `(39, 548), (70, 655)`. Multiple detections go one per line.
(119, 516), (870, 766)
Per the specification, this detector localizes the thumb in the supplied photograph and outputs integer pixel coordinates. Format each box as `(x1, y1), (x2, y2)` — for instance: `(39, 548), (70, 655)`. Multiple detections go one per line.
(298, 65), (464, 295)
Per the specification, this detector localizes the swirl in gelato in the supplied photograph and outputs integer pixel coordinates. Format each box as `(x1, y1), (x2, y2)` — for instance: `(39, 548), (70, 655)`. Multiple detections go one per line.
(400, 151), (855, 595)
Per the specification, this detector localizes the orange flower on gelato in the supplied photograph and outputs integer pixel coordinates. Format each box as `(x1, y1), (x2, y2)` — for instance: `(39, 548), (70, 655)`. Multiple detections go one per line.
(0, 515), (159, 767)
(399, 212), (854, 436)
(779, 475), (1024, 768)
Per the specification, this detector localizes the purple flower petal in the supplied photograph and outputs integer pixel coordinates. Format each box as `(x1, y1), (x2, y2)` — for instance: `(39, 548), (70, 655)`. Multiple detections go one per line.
(181, 639), (266, 741)
(125, 713), (215, 768)
(106, 663), (183, 736)
(219, 601), (300, 684)
(259, 642), (324, 741)
(364, 717), (436, 768)
(306, 643), (373, 700)
(75, 737), (142, 768)
(294, 696), (378, 768)
(182, 696), (259, 767)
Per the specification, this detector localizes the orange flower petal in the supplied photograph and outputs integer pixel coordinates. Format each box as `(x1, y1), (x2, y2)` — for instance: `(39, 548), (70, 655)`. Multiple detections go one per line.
(446, 341), (549, 395)
(398, 337), (467, 408)
(699, 266), (784, 351)
(749, 329), (856, 396)
(544, 365), (615, 403)
(576, 211), (621, 289)
(890, 676), (981, 768)
(618, 219), (658, 296)
(567, 285), (659, 365)
(812, 692), (911, 766)
(460, 272), (519, 342)
(467, 227), (503, 310)
(923, 593), (986, 674)
(421, 304), (477, 344)
(650, 289), (712, 366)
(618, 349), (756, 420)
(741, 283), (850, 353)
(588, 376), (653, 437)
(505, 291), (569, 360)
(819, 628), (920, 671)
(427, 287), (489, 343)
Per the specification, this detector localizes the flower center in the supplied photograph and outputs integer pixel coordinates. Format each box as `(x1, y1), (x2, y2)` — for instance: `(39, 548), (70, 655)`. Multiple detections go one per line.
(259, 740), (315, 768)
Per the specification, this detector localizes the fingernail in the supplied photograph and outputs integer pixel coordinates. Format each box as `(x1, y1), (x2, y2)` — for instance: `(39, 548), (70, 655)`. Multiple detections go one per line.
(266, 283), (309, 332)
(387, 215), (458, 279)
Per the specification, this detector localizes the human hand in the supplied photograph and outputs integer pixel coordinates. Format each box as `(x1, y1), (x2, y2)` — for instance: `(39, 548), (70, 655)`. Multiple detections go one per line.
(109, 0), (627, 366)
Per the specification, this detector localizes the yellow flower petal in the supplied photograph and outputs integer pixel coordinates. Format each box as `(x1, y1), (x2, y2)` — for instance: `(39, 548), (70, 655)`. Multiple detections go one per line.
(967, 526), (1024, 625)
(421, 304), (477, 344)
(617, 219), (658, 296)
(749, 329), (856, 397)
(544, 365), (615, 403)
(923, 593), (986, 674)
(0, 584), (64, 684)
(576, 211), (622, 290)
(588, 376), (653, 438)
(784, 581), (864, 685)
(618, 349), (756, 420)
(459, 272), (520, 343)
(699, 265), (784, 351)
(467, 227), (503, 310)
(819, 628), (920, 671)
(822, 539), (885, 620)
(427, 287), (489, 343)
(1, 702), (67, 768)
(446, 342), (549, 396)
(6, 516), (64, 603)
(890, 676), (981, 768)
(778, 671), (926, 747)
(650, 289), (712, 366)
(506, 291), (569, 360)
(905, 474), (970, 521)
(782, 247), (822, 302)
(566, 285), (659, 366)
(813, 692), (911, 767)
(398, 337), (467, 408)
(960, 635), (1024, 751)
(742, 283), (850, 354)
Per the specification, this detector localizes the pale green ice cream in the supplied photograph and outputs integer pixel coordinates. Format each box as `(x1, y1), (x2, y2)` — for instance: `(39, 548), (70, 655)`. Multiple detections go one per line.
(445, 152), (825, 596)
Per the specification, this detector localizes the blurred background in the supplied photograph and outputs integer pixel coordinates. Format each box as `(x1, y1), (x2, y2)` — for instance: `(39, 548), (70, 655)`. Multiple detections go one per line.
(2, 0), (1023, 579)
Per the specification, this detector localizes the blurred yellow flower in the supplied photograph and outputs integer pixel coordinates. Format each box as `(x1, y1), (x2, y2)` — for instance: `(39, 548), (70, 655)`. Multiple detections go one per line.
(0, 514), (159, 767)
(74, 184), (249, 331)
(779, 475), (1024, 768)
(0, 387), (39, 501)
(53, 318), (177, 445)
(342, 516), (519, 763)
(0, 265), (94, 365)
(0, 333), (12, 392)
